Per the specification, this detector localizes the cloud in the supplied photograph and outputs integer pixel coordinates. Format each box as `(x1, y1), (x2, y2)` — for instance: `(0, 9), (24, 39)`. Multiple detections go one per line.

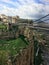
(43, 0), (49, 3)
(0, 0), (49, 20)
(40, 0), (49, 4)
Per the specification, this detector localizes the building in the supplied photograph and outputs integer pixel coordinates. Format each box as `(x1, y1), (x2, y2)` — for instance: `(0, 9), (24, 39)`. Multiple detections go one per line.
(0, 14), (8, 23)
(0, 14), (19, 23)
(12, 16), (19, 23)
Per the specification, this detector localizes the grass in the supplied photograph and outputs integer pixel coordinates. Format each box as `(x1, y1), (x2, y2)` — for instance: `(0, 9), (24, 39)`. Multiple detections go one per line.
(0, 36), (29, 65)
(33, 36), (43, 65)
(0, 24), (7, 29)
(0, 36), (29, 56)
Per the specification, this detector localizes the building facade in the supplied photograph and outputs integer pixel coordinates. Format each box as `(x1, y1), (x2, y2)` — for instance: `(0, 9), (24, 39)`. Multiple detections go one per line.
(0, 14), (19, 23)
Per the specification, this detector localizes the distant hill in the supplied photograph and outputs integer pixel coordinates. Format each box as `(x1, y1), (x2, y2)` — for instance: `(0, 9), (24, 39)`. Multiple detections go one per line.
(37, 21), (46, 24)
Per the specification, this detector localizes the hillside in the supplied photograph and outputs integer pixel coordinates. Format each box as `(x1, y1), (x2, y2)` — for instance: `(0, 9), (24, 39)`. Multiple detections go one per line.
(0, 35), (29, 65)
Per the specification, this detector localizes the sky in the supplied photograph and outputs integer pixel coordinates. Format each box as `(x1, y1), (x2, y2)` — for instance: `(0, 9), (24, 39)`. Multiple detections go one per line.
(0, 0), (49, 21)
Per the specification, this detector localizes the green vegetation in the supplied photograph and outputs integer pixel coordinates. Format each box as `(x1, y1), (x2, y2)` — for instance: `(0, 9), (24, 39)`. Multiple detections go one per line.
(0, 50), (9, 65)
(0, 24), (7, 30)
(0, 35), (29, 65)
(0, 37), (28, 55)
(33, 36), (43, 65)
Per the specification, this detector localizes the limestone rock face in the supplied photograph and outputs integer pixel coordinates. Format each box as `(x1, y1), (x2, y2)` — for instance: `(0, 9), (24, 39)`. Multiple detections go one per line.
(24, 27), (33, 40)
